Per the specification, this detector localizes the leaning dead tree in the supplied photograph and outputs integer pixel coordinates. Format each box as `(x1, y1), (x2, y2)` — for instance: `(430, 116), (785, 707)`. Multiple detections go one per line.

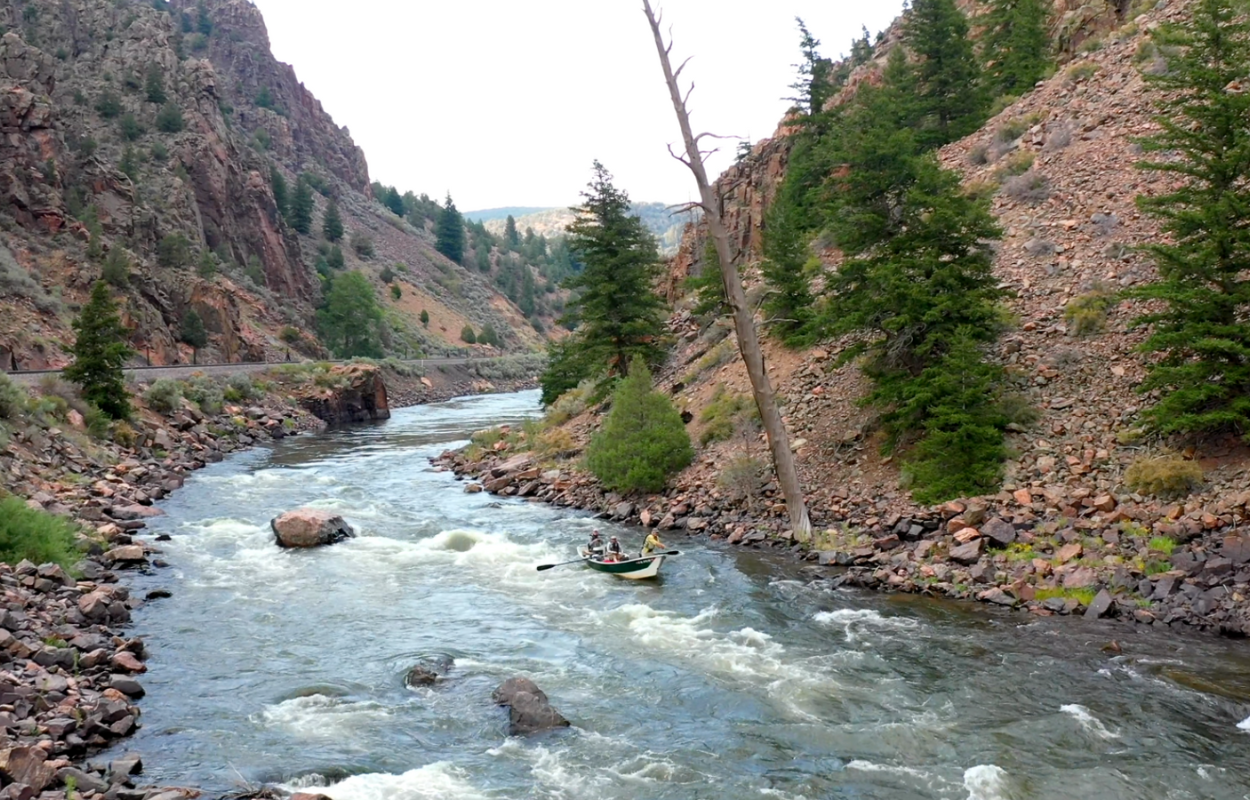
(642, 0), (812, 541)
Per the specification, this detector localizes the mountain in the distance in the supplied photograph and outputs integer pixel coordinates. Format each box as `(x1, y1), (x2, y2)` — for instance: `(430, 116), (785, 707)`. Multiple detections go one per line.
(476, 202), (698, 256)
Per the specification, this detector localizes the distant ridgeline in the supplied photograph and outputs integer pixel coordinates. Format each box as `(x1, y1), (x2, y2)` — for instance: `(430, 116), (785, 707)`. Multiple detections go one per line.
(467, 203), (697, 256)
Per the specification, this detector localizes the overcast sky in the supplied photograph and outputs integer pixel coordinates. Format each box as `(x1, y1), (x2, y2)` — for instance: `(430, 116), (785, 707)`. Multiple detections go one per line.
(250, 0), (906, 212)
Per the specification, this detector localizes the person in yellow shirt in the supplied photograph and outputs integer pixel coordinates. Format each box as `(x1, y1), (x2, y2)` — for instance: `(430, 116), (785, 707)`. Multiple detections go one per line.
(641, 530), (666, 557)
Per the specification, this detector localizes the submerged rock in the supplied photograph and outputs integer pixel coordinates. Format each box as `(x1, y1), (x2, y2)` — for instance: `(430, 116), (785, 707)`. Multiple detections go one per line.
(405, 655), (453, 687)
(493, 677), (570, 735)
(271, 509), (355, 548)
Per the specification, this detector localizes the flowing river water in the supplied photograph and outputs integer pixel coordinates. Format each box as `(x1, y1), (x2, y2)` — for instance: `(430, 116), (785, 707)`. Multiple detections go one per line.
(110, 390), (1250, 800)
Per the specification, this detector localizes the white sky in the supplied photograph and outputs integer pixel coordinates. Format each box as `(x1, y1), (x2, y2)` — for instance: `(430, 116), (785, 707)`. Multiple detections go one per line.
(250, 0), (906, 211)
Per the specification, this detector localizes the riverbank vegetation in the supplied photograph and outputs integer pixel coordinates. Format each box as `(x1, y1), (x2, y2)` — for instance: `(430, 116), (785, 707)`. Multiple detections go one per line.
(0, 496), (81, 569)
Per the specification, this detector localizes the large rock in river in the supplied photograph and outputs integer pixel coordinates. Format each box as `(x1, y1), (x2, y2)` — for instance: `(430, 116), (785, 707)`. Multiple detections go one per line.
(493, 677), (570, 735)
(271, 509), (355, 548)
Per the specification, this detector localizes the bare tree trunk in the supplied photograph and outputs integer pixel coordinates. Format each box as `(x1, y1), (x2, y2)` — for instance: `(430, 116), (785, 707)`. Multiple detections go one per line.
(642, 1), (811, 542)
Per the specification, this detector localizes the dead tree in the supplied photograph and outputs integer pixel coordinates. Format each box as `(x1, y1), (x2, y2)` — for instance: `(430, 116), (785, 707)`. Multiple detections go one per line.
(642, 0), (812, 541)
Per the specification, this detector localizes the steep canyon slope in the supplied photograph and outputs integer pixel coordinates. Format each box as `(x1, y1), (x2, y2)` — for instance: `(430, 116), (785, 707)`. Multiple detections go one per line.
(0, 0), (546, 371)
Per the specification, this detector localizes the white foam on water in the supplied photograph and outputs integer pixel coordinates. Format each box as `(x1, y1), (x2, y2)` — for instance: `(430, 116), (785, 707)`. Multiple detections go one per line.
(1239, 715), (1250, 732)
(316, 763), (488, 800)
(846, 760), (934, 780)
(1060, 704), (1120, 739)
(257, 693), (392, 739)
(812, 608), (921, 644)
(963, 765), (1011, 800)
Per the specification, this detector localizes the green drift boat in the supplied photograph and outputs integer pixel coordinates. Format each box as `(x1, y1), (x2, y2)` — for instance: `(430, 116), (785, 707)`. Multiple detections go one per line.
(577, 548), (678, 580)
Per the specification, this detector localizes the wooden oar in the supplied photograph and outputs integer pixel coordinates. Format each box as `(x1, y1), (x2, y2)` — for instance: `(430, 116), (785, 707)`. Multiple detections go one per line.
(536, 557), (589, 572)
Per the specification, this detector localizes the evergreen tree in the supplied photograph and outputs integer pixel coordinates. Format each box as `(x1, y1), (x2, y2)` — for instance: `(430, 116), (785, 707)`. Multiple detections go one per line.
(384, 187), (405, 216)
(504, 214), (520, 247)
(144, 64), (166, 104)
(420, 309), (430, 328)
(585, 358), (694, 494)
(475, 243), (492, 272)
(436, 194), (466, 264)
(460, 325), (477, 344)
(101, 248), (130, 288)
(788, 18), (833, 116)
(326, 245), (345, 271)
(760, 192), (815, 346)
(316, 271), (383, 357)
(64, 281), (132, 420)
(541, 161), (666, 402)
(905, 0), (988, 149)
(290, 178), (314, 235)
(179, 308), (208, 350)
(979, 0), (1052, 97)
(479, 323), (498, 347)
(270, 167), (288, 220)
(155, 102), (184, 134)
(322, 198), (344, 242)
(1128, 0), (1250, 436)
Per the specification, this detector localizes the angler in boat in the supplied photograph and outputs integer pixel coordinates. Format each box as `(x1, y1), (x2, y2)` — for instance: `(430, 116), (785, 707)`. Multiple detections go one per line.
(536, 532), (682, 580)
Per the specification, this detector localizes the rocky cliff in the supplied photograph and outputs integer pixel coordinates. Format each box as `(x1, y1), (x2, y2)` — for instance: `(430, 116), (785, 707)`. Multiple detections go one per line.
(0, 0), (546, 371)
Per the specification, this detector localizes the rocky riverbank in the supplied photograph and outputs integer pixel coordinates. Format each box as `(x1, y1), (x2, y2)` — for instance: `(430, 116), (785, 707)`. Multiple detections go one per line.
(435, 443), (1250, 639)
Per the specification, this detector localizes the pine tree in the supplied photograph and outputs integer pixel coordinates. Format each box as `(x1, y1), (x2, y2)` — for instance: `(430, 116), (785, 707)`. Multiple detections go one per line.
(980, 0), (1052, 97)
(541, 162), (667, 403)
(326, 245), (345, 271)
(290, 178), (314, 235)
(905, 0), (988, 150)
(760, 192), (815, 346)
(585, 357), (693, 494)
(155, 102), (184, 134)
(420, 309), (430, 328)
(479, 323), (498, 347)
(101, 248), (130, 288)
(504, 214), (520, 247)
(788, 18), (833, 116)
(1128, 0), (1250, 437)
(144, 64), (166, 104)
(322, 198), (344, 242)
(179, 308), (208, 350)
(436, 194), (465, 264)
(460, 325), (477, 344)
(270, 167), (288, 220)
(64, 281), (132, 420)
(384, 187), (405, 217)
(316, 271), (383, 357)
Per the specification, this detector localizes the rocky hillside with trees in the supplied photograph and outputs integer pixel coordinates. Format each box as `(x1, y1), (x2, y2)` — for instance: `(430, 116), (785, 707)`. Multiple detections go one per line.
(0, 0), (553, 371)
(452, 0), (1250, 631)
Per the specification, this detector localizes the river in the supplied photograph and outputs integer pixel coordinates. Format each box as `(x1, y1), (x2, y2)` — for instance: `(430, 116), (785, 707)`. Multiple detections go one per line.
(111, 390), (1250, 800)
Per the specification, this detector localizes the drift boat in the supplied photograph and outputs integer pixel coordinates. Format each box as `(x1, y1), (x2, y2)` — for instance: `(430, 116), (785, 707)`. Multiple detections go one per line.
(577, 548), (677, 580)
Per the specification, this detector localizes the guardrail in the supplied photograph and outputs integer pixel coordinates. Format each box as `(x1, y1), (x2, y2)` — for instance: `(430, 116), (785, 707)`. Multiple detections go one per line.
(1, 355), (494, 377)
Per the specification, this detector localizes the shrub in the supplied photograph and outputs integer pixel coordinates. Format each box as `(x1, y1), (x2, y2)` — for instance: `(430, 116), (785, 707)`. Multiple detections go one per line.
(144, 379), (183, 413)
(996, 150), (1035, 178)
(149, 141), (168, 162)
(83, 405), (110, 439)
(225, 373), (258, 402)
(101, 248), (130, 287)
(0, 374), (25, 421)
(533, 427), (576, 459)
(547, 381), (592, 426)
(95, 91), (122, 118)
(1066, 62), (1099, 83)
(967, 143), (990, 166)
(999, 170), (1051, 205)
(994, 118), (1029, 144)
(1124, 455), (1203, 498)
(390, 284), (402, 300)
(1043, 123), (1074, 152)
(585, 358), (693, 494)
(698, 384), (755, 446)
(1078, 36), (1103, 53)
(1064, 284), (1117, 336)
(963, 178), (999, 203)
(119, 113), (143, 141)
(460, 325), (477, 344)
(718, 454), (763, 502)
(351, 232), (374, 259)
(1148, 536), (1177, 555)
(157, 234), (192, 268)
(0, 497), (81, 568)
(112, 420), (137, 448)
(184, 376), (223, 414)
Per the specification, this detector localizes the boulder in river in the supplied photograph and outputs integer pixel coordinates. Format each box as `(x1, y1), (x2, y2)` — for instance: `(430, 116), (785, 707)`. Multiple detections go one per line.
(493, 676), (570, 735)
(405, 655), (453, 687)
(271, 509), (355, 548)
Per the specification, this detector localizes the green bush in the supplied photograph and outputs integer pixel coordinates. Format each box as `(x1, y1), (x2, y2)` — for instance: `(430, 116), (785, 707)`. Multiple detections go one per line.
(225, 373), (259, 402)
(83, 405), (110, 439)
(157, 234), (192, 268)
(460, 325), (477, 344)
(119, 113), (143, 141)
(995, 150), (1035, 178)
(0, 374), (25, 422)
(145, 379), (183, 413)
(0, 496), (81, 568)
(585, 358), (693, 494)
(1066, 62), (1099, 83)
(155, 102), (184, 133)
(1064, 284), (1117, 336)
(1125, 455), (1203, 499)
(184, 376), (224, 414)
(698, 384), (755, 445)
